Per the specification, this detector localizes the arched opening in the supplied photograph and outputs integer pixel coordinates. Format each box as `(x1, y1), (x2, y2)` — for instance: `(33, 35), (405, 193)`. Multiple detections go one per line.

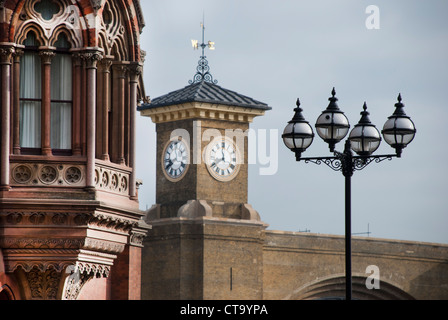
(0, 285), (16, 300)
(287, 275), (415, 300)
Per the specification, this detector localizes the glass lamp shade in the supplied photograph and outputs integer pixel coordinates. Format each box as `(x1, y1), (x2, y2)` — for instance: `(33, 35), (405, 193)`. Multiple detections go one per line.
(382, 94), (416, 157)
(282, 99), (314, 160)
(349, 103), (381, 156)
(315, 88), (350, 151)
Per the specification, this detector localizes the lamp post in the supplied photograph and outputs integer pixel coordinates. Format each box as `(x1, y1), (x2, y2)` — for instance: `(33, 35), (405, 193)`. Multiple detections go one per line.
(282, 88), (416, 300)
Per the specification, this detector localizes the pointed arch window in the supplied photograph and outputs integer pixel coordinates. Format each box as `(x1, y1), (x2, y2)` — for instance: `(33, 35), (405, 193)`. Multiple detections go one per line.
(50, 33), (72, 153)
(19, 31), (73, 155)
(19, 32), (42, 150)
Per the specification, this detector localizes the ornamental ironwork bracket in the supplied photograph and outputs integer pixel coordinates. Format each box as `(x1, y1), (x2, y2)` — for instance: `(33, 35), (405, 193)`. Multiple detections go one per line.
(298, 141), (397, 177)
(301, 154), (395, 175)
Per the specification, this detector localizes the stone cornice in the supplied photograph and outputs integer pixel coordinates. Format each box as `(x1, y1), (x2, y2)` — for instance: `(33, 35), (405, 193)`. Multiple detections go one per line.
(139, 102), (267, 124)
(264, 230), (448, 263)
(0, 211), (139, 231)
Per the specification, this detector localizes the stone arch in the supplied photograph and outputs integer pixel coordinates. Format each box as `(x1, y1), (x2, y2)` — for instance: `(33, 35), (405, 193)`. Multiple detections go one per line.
(11, 0), (85, 48)
(285, 274), (415, 300)
(98, 0), (132, 61)
(6, 0), (142, 59)
(49, 26), (77, 48)
(14, 22), (46, 45)
(0, 284), (16, 300)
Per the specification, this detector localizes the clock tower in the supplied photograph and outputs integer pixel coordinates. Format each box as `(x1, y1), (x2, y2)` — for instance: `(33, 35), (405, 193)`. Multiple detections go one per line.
(139, 80), (270, 220)
(138, 29), (271, 299)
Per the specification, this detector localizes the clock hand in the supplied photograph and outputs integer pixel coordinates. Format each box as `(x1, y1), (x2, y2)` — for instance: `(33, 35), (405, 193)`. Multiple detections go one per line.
(165, 158), (173, 169)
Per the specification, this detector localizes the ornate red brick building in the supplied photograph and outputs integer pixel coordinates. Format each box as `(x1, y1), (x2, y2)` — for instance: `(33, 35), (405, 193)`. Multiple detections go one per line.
(0, 0), (149, 300)
(2, 1), (448, 302)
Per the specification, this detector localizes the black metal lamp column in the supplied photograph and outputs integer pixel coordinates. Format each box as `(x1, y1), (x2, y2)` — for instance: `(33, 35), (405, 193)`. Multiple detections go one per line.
(282, 88), (416, 300)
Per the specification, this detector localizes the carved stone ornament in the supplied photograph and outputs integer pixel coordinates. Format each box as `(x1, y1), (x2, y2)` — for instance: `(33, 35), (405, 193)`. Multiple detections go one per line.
(63, 266), (94, 300)
(12, 165), (33, 183)
(130, 230), (146, 247)
(0, 238), (83, 250)
(25, 267), (63, 300)
(14, 0), (84, 48)
(90, 0), (104, 14)
(39, 165), (58, 184)
(94, 164), (130, 195)
(88, 212), (137, 233)
(83, 238), (125, 254)
(10, 162), (85, 187)
(8, 259), (74, 273)
(1, 211), (139, 235)
(98, 57), (113, 71)
(0, 46), (15, 64)
(65, 166), (82, 184)
(38, 50), (56, 64)
(62, 261), (111, 300)
(98, 0), (130, 60)
(80, 51), (103, 69)
(128, 63), (143, 78)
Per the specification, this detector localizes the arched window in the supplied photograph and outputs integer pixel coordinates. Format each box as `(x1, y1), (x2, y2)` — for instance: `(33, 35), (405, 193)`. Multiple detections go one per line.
(19, 31), (42, 151)
(50, 33), (72, 153)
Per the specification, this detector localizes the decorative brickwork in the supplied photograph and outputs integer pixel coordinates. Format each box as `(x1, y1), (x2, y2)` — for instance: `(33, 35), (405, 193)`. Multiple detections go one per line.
(0, 0), (149, 300)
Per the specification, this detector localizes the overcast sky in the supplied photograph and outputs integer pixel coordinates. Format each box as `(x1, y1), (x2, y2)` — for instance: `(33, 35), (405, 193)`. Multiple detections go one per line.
(135, 0), (448, 245)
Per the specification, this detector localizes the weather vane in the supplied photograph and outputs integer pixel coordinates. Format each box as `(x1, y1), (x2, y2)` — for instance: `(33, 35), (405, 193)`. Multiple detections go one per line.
(189, 16), (217, 84)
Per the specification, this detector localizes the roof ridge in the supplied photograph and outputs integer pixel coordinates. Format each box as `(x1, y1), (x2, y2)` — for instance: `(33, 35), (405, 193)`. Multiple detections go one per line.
(193, 81), (206, 100)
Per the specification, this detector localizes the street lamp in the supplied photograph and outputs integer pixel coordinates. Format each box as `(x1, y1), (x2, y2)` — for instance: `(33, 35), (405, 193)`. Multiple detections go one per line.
(282, 88), (416, 300)
(315, 87), (350, 153)
(349, 102), (381, 157)
(282, 98), (314, 161)
(382, 93), (416, 157)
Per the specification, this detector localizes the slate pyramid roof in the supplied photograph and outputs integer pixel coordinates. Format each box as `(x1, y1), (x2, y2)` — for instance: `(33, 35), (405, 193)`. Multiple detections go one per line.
(138, 80), (271, 111)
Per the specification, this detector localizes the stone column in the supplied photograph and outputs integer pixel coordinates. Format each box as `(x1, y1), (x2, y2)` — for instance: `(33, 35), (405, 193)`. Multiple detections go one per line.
(39, 48), (55, 156)
(71, 53), (83, 156)
(0, 44), (14, 190)
(128, 62), (142, 199)
(12, 48), (23, 155)
(82, 50), (102, 189)
(112, 63), (128, 165)
(98, 56), (113, 161)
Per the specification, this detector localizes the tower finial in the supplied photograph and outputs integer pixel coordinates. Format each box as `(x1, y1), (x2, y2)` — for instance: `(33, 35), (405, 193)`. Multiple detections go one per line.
(189, 16), (217, 84)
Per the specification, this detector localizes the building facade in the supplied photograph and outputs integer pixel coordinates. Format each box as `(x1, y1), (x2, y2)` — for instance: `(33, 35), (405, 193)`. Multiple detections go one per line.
(1, 1), (447, 301)
(138, 71), (448, 301)
(0, 0), (149, 300)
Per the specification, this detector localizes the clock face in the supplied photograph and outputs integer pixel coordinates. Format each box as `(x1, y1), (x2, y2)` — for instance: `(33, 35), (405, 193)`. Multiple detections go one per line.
(162, 139), (189, 181)
(206, 138), (240, 181)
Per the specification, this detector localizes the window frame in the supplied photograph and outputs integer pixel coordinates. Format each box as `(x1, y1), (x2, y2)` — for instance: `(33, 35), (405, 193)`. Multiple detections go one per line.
(50, 44), (73, 156)
(18, 31), (75, 157)
(19, 37), (42, 154)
